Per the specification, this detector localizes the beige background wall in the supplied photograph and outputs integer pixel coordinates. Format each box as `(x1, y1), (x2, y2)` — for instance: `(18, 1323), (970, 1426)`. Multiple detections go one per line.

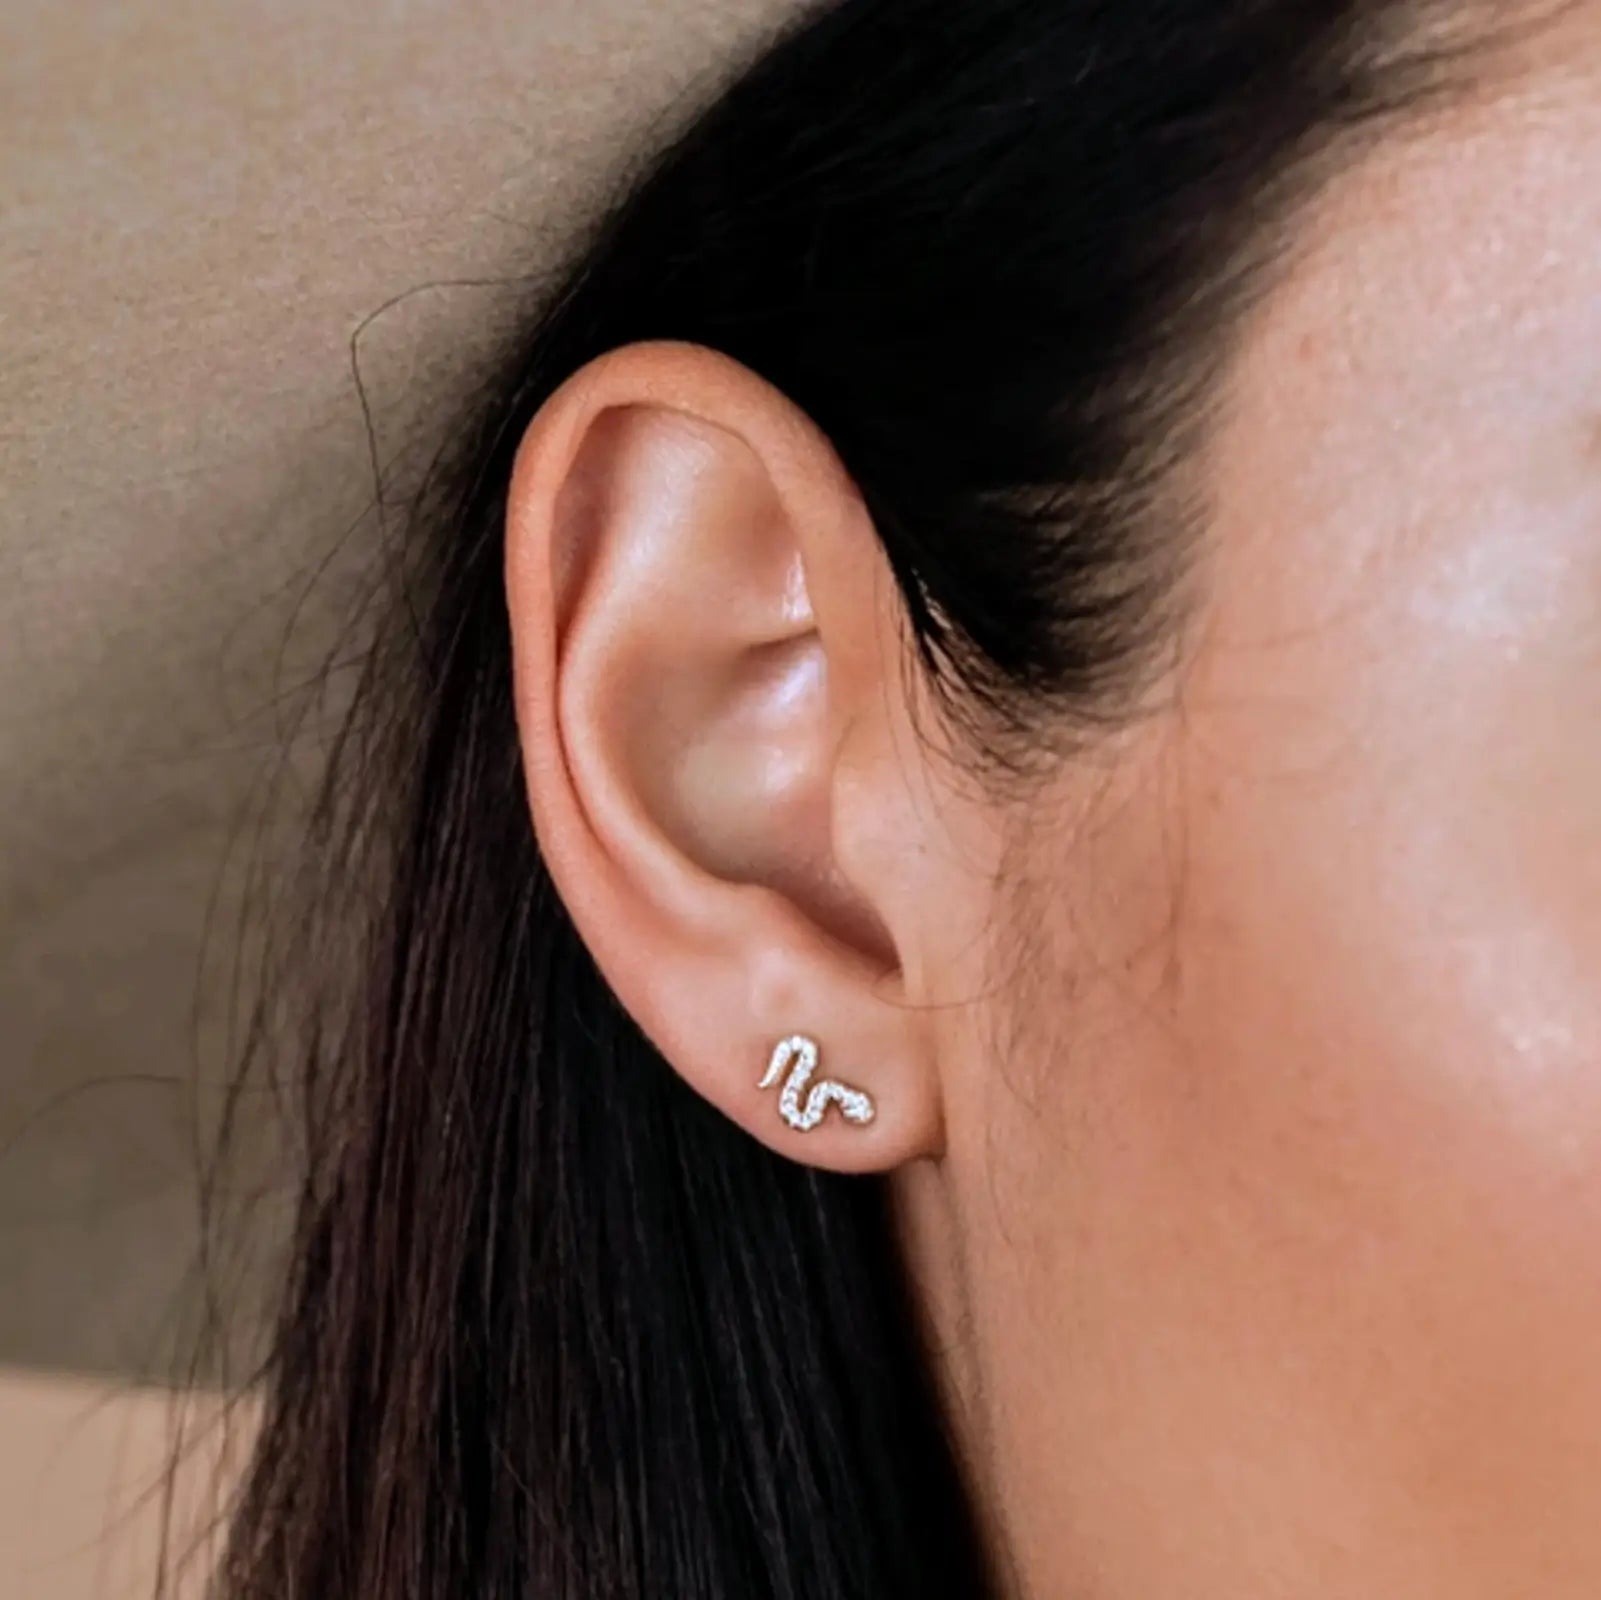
(1, 2), (787, 1590)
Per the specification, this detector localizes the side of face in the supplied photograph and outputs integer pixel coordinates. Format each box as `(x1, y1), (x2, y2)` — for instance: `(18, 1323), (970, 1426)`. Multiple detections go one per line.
(929, 23), (1601, 1597)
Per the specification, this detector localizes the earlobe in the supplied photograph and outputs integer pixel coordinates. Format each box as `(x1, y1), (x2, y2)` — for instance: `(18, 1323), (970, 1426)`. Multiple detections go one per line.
(503, 340), (946, 1172)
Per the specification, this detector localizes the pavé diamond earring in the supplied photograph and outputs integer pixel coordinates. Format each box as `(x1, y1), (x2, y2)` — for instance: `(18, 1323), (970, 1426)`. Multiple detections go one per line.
(758, 1033), (876, 1132)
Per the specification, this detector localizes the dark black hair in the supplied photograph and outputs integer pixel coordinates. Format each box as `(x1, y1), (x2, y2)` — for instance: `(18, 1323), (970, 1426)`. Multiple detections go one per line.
(197, 3), (1503, 1596)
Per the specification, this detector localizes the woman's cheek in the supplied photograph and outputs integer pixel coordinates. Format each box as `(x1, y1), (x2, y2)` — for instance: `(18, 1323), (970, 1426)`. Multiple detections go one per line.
(1118, 505), (1601, 1589)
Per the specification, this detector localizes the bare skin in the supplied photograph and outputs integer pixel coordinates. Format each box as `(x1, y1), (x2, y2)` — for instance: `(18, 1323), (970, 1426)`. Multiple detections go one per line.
(504, 17), (1601, 1596)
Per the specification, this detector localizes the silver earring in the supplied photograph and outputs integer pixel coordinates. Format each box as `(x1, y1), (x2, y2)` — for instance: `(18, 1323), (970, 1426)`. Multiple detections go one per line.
(758, 1033), (876, 1132)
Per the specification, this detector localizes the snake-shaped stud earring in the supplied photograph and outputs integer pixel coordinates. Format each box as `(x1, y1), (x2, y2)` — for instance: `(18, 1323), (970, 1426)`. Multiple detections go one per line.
(758, 1033), (876, 1132)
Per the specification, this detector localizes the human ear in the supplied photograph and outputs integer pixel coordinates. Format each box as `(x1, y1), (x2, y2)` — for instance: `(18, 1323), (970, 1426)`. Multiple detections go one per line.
(503, 340), (944, 1171)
